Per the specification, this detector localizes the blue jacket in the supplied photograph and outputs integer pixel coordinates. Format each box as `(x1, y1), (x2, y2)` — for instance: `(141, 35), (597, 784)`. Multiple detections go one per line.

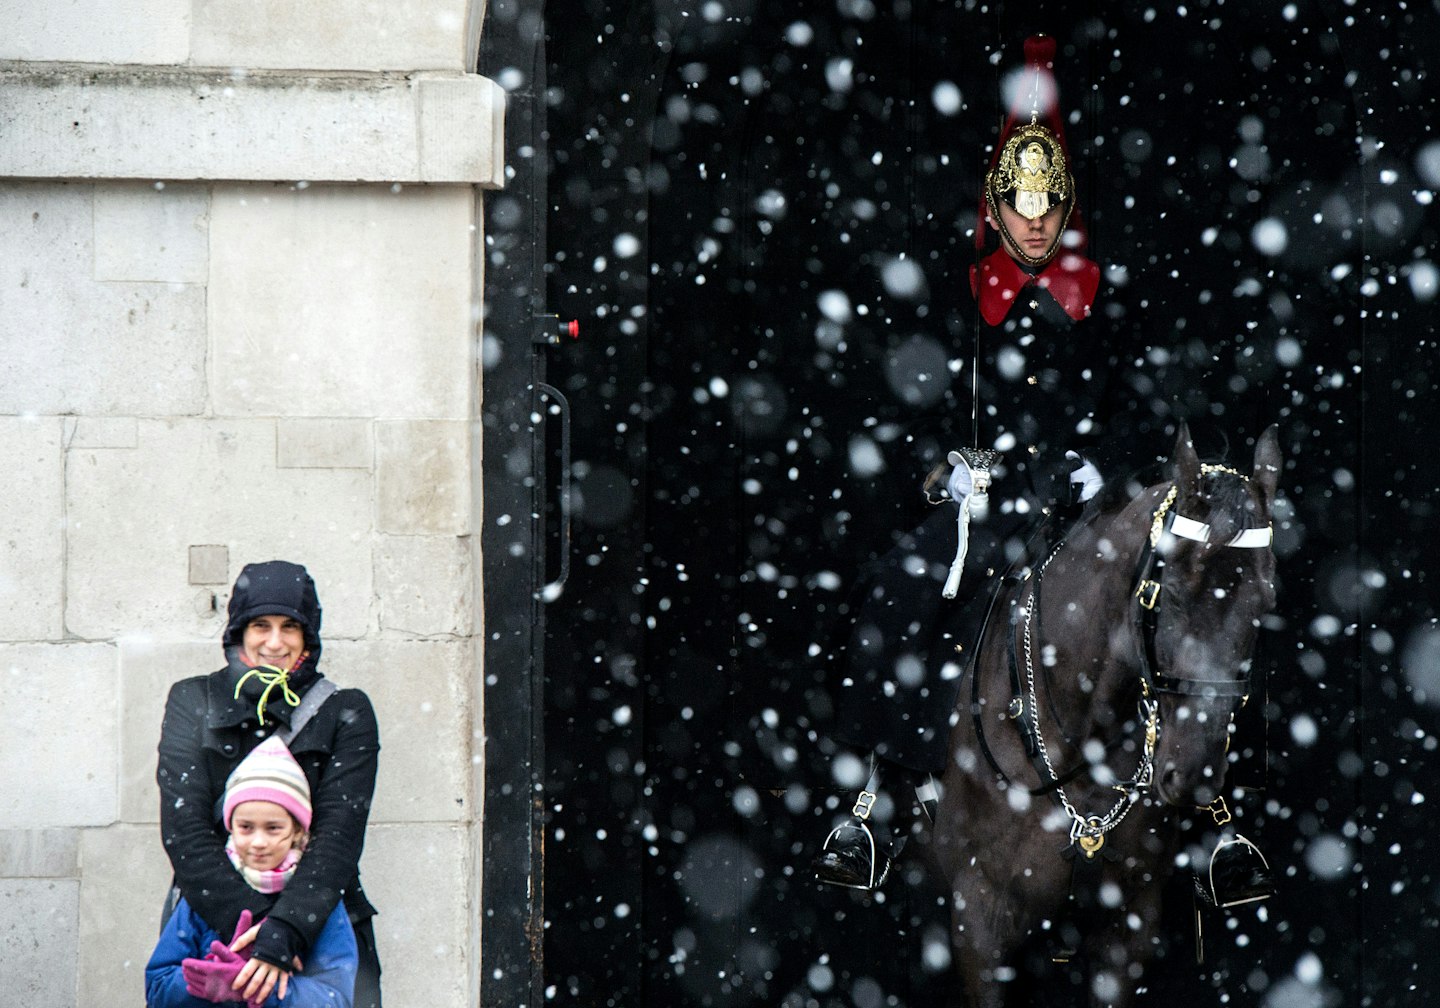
(146, 898), (357, 1008)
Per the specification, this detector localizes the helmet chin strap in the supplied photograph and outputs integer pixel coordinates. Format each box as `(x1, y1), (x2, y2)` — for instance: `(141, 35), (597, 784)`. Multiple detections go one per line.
(997, 223), (1063, 268)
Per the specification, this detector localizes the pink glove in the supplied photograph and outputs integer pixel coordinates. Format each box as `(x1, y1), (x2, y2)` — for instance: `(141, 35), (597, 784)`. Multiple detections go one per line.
(228, 909), (254, 947)
(181, 941), (247, 1002)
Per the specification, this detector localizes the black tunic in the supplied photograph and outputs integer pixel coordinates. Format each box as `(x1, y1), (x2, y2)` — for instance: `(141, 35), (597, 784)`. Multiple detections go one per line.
(828, 277), (1149, 772)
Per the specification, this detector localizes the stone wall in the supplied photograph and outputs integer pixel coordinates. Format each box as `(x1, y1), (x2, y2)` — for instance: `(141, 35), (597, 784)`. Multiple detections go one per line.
(0, 2), (500, 1004)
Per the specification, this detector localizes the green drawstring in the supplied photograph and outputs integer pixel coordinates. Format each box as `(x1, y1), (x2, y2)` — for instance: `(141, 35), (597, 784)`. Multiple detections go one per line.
(234, 664), (302, 726)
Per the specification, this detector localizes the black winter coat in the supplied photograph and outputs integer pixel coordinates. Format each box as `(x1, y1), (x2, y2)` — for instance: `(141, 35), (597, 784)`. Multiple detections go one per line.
(157, 658), (379, 969)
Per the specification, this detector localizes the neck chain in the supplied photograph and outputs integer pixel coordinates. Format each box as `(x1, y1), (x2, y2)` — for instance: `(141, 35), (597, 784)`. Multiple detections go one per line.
(1021, 544), (1159, 853)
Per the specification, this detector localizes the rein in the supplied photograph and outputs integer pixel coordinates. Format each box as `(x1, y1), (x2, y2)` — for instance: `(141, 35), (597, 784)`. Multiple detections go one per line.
(972, 468), (1274, 853)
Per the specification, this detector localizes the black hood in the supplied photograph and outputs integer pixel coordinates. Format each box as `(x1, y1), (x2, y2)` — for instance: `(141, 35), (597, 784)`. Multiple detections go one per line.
(223, 560), (323, 661)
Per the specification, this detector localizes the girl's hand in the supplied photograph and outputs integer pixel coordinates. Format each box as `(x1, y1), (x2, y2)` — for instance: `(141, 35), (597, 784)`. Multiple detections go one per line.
(235, 956), (291, 1004)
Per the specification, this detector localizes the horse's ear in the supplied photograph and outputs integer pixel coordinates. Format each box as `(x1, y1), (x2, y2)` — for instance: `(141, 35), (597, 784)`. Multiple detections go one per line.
(1252, 424), (1282, 504)
(1172, 421), (1200, 489)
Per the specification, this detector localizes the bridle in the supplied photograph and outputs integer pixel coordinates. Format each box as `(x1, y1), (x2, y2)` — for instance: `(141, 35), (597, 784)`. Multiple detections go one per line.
(986, 466), (1274, 855)
(1131, 466), (1274, 702)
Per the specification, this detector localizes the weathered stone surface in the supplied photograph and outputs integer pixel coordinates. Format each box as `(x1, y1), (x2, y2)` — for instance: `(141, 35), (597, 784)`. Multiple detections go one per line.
(0, 417), (63, 641)
(376, 420), (473, 535)
(0, 644), (117, 828)
(419, 73), (507, 183)
(65, 416), (139, 450)
(65, 419), (373, 642)
(375, 536), (475, 636)
(208, 185), (474, 420)
(0, 183), (208, 416)
(93, 182), (209, 284)
(77, 825), (171, 1007)
(191, 0), (471, 73)
(277, 418), (374, 470)
(0, 829), (79, 878)
(2, 12), (494, 1003)
(188, 545), (231, 585)
(360, 823), (472, 1006)
(326, 638), (473, 824)
(0, 67), (505, 185)
(0, 879), (80, 1008)
(119, 640), (218, 826)
(0, 0), (189, 64)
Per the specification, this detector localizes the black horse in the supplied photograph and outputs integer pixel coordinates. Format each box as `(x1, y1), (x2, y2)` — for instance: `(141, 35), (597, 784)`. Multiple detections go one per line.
(930, 424), (1280, 1007)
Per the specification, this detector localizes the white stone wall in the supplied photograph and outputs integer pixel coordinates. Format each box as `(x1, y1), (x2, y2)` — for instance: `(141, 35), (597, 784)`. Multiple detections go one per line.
(0, 2), (499, 1005)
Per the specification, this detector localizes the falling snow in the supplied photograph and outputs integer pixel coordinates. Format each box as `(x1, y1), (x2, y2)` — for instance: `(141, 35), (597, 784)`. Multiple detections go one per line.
(493, 4), (1440, 1006)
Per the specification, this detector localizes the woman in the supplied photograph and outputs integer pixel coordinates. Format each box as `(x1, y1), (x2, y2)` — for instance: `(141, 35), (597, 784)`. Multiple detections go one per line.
(157, 560), (383, 1005)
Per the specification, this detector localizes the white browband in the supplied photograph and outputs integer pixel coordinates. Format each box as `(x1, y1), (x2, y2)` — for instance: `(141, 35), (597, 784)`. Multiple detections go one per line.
(1169, 513), (1273, 549)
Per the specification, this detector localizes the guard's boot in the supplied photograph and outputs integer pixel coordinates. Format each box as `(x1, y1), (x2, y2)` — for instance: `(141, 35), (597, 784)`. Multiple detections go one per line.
(813, 788), (892, 890)
(813, 765), (940, 891)
(913, 772), (940, 824)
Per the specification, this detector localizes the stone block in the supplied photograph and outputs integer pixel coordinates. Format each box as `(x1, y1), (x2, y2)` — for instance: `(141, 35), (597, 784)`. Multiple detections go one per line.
(0, 644), (117, 829)
(64, 418), (373, 642)
(0, 67), (505, 185)
(0, 829), (79, 878)
(0, 0), (188, 64)
(360, 822), (472, 1006)
(0, 183), (207, 416)
(419, 73), (506, 183)
(0, 879), (79, 1008)
(326, 639), (473, 824)
(375, 536), (475, 636)
(208, 185), (474, 420)
(119, 640), (218, 826)
(191, 0), (470, 72)
(65, 416), (139, 450)
(93, 182), (210, 284)
(0, 417), (63, 641)
(77, 824), (172, 1006)
(376, 420), (473, 535)
(277, 418), (374, 469)
(188, 545), (231, 585)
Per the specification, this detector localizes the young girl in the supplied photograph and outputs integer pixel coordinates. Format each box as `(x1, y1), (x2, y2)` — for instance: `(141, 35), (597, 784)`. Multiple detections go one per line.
(146, 735), (358, 1007)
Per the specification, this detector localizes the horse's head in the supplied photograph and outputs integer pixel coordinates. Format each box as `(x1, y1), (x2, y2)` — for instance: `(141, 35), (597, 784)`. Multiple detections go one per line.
(1145, 423), (1280, 808)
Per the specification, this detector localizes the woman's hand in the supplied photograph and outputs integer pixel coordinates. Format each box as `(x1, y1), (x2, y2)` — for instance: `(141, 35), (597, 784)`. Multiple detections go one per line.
(230, 921), (261, 953)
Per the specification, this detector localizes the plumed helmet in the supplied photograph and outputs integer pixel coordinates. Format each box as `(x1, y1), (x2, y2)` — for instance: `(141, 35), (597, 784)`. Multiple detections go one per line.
(976, 34), (1086, 268)
(986, 121), (1072, 222)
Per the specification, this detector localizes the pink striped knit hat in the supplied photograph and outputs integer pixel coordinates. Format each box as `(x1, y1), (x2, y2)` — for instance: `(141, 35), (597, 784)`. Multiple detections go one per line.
(223, 735), (313, 832)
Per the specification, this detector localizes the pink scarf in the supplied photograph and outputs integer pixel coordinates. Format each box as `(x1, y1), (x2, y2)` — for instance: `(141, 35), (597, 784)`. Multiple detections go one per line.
(226, 842), (301, 895)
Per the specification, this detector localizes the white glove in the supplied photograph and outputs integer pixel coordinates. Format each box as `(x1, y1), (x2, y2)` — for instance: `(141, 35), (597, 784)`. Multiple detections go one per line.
(942, 453), (977, 599)
(945, 455), (975, 501)
(1066, 450), (1103, 503)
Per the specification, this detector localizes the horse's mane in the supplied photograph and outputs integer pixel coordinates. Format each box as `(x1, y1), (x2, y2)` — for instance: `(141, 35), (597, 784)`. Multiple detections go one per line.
(1082, 460), (1257, 540)
(1195, 467), (1257, 542)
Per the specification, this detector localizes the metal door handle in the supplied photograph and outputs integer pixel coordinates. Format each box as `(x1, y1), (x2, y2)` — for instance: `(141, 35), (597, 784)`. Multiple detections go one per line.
(535, 382), (570, 599)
